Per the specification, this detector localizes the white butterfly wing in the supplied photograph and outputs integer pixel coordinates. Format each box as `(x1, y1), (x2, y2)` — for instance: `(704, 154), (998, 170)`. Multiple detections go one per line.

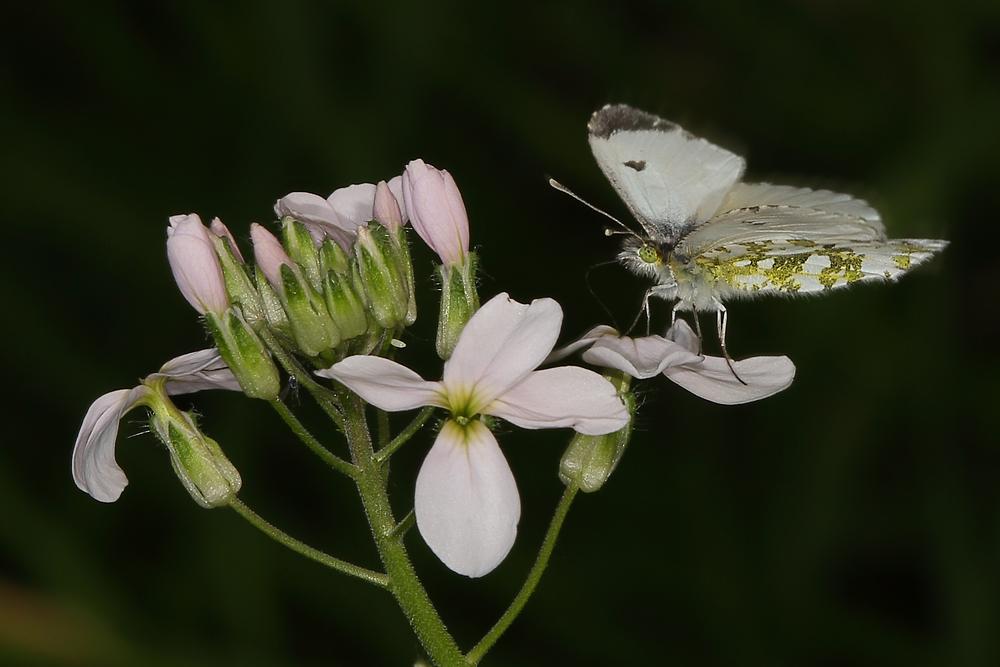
(689, 238), (948, 296)
(588, 105), (745, 240)
(676, 183), (886, 256)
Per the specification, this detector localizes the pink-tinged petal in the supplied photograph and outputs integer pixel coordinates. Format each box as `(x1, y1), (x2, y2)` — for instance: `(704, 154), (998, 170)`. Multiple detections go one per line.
(153, 349), (241, 394)
(166, 214), (228, 314)
(487, 367), (628, 435)
(327, 183), (375, 229)
(316, 356), (445, 412)
(373, 180), (404, 232)
(402, 159), (469, 266)
(387, 175), (408, 223)
(72, 386), (150, 502)
(209, 217), (244, 262)
(665, 319), (700, 354)
(274, 192), (356, 249)
(544, 325), (619, 364)
(443, 294), (562, 410)
(250, 223), (293, 289)
(415, 420), (520, 578)
(664, 355), (796, 405)
(441, 169), (470, 259)
(582, 334), (702, 379)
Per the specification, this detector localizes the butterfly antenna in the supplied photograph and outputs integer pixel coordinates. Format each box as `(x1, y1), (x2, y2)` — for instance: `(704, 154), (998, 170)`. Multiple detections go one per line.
(548, 178), (642, 239)
(584, 260), (622, 330)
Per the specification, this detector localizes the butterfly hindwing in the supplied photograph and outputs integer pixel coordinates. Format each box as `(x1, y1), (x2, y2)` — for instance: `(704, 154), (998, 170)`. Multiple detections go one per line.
(588, 105), (745, 241)
(689, 238), (948, 296)
(676, 183), (888, 256)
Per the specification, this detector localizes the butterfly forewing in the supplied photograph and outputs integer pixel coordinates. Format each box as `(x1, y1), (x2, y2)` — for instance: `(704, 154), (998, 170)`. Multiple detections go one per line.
(588, 105), (745, 240)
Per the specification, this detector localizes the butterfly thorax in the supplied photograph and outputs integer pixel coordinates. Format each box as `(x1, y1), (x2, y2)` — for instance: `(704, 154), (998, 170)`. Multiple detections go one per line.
(619, 236), (728, 311)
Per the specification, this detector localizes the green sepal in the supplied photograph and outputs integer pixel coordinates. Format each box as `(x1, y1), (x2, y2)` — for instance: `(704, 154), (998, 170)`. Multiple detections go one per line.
(436, 252), (479, 360)
(281, 217), (323, 291)
(280, 263), (341, 357)
(324, 270), (369, 341)
(355, 223), (408, 330)
(210, 235), (264, 322)
(205, 309), (281, 400)
(144, 389), (241, 508)
(559, 380), (634, 493)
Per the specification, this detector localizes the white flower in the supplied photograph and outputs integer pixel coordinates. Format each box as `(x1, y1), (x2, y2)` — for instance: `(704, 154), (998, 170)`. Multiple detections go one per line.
(553, 320), (795, 405)
(317, 293), (628, 577)
(72, 349), (240, 503)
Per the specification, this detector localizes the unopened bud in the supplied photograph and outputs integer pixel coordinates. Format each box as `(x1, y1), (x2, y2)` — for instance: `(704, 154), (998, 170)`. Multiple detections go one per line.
(354, 223), (409, 330)
(210, 234), (264, 322)
(324, 271), (369, 341)
(145, 389), (241, 508)
(254, 265), (291, 336)
(282, 217), (323, 290)
(204, 308), (280, 400)
(280, 264), (341, 357)
(436, 253), (479, 359)
(319, 238), (350, 277)
(559, 380), (634, 493)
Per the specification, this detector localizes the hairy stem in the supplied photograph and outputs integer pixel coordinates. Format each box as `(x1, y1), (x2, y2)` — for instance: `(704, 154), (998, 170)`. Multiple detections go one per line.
(466, 485), (579, 664)
(229, 497), (388, 589)
(255, 326), (344, 427)
(341, 393), (465, 666)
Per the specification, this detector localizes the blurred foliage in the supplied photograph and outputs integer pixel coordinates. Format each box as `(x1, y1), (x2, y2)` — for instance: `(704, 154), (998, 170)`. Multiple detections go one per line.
(1, 0), (998, 664)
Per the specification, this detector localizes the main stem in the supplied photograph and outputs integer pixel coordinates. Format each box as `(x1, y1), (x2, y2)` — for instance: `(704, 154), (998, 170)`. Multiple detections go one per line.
(340, 393), (465, 666)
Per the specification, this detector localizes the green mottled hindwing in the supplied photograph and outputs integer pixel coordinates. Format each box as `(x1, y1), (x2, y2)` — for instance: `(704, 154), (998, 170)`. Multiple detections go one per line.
(686, 238), (948, 295)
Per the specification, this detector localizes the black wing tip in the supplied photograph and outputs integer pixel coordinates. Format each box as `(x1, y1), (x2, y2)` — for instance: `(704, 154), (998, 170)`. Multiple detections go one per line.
(588, 104), (678, 139)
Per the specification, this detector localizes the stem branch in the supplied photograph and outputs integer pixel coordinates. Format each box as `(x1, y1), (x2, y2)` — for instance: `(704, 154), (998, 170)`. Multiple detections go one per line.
(269, 400), (356, 478)
(466, 485), (579, 664)
(375, 406), (436, 463)
(229, 497), (389, 589)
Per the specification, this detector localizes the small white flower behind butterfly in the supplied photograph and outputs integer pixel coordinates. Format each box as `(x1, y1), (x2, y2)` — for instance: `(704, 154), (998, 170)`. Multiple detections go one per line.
(550, 320), (795, 405)
(317, 293), (629, 578)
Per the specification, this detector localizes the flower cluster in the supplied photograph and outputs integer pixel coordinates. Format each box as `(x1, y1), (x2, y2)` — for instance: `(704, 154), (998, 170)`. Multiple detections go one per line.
(74, 156), (796, 583)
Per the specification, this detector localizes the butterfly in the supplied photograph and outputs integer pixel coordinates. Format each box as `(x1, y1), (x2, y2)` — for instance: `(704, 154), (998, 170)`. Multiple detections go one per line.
(553, 104), (948, 364)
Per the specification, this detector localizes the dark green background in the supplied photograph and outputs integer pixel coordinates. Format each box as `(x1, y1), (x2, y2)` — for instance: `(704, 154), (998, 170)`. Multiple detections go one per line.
(2, 1), (997, 665)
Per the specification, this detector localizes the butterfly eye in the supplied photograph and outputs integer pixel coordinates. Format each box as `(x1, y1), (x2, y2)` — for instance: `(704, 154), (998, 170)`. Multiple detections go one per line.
(637, 244), (661, 264)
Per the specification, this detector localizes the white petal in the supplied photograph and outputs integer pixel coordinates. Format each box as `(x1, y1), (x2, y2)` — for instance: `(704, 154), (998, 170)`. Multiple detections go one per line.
(665, 318), (701, 354)
(274, 192), (356, 249)
(664, 355), (796, 404)
(154, 349), (242, 394)
(316, 356), (445, 411)
(443, 293), (562, 410)
(488, 367), (628, 435)
(415, 420), (520, 578)
(327, 183), (376, 229)
(72, 386), (150, 503)
(582, 334), (702, 379)
(544, 325), (619, 364)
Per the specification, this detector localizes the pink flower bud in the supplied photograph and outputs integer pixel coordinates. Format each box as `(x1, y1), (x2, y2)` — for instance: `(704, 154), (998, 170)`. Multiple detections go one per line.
(250, 223), (293, 289)
(167, 214), (229, 314)
(402, 159), (470, 266)
(373, 180), (404, 233)
(209, 217), (244, 262)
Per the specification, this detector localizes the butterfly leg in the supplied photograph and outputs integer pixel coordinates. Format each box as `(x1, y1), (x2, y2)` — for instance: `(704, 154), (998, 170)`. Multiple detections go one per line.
(715, 303), (747, 386)
(628, 284), (674, 336)
(671, 302), (703, 353)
